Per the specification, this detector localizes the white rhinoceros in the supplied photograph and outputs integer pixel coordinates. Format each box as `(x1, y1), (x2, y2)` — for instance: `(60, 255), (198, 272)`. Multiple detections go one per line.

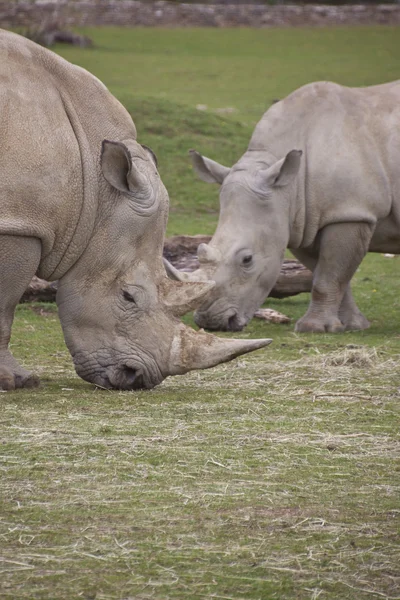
(165, 80), (400, 332)
(0, 29), (271, 391)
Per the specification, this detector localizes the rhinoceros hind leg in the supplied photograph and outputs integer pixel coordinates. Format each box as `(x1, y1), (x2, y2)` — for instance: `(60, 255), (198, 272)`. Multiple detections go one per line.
(292, 222), (373, 334)
(0, 235), (42, 390)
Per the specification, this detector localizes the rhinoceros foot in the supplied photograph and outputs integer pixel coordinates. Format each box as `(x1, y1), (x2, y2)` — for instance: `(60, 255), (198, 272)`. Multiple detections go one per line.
(15, 373), (41, 389)
(0, 366), (16, 390)
(0, 365), (40, 390)
(295, 315), (345, 333)
(340, 311), (370, 332)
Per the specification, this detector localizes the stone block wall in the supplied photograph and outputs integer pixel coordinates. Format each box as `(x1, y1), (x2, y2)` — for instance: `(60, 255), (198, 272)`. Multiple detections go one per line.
(1, 1), (399, 29)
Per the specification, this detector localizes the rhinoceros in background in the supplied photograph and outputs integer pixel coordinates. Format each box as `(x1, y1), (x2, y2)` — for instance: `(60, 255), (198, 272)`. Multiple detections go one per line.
(0, 29), (271, 391)
(165, 80), (400, 333)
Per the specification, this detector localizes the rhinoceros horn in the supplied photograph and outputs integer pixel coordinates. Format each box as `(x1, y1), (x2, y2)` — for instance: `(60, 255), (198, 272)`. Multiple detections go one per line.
(197, 243), (220, 264)
(168, 323), (272, 375)
(160, 278), (215, 317)
(163, 257), (209, 283)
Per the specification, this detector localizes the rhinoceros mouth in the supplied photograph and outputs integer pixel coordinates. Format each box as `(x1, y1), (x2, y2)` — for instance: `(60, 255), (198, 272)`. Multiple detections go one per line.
(72, 352), (163, 391)
(227, 313), (247, 332)
(103, 365), (155, 390)
(83, 368), (160, 391)
(194, 307), (247, 332)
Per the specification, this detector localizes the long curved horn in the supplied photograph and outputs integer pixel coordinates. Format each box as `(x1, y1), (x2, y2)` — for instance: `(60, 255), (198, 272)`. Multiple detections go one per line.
(168, 323), (272, 375)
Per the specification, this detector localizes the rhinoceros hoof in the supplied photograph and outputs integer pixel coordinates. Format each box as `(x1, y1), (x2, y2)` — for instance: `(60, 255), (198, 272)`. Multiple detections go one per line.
(15, 373), (41, 389)
(0, 368), (41, 390)
(0, 366), (16, 390)
(295, 316), (345, 333)
(342, 314), (371, 331)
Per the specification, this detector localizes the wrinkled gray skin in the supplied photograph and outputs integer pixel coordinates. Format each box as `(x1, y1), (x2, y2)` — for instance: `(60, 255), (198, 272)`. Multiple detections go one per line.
(166, 81), (400, 333)
(0, 30), (271, 391)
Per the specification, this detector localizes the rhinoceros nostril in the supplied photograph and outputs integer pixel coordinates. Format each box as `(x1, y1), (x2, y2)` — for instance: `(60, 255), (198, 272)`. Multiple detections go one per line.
(122, 366), (144, 390)
(227, 314), (244, 332)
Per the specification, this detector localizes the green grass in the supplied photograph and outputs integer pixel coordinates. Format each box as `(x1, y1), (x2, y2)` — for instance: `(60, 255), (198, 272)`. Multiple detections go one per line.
(2, 290), (400, 599)
(56, 26), (400, 127)
(1, 26), (400, 600)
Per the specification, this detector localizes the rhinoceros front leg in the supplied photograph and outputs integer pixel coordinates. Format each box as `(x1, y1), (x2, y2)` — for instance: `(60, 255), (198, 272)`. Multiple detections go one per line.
(291, 245), (370, 332)
(338, 286), (370, 331)
(0, 235), (42, 389)
(293, 222), (373, 333)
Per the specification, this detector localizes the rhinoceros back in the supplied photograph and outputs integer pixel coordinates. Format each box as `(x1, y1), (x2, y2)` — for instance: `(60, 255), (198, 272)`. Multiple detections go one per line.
(248, 80), (400, 247)
(0, 29), (136, 280)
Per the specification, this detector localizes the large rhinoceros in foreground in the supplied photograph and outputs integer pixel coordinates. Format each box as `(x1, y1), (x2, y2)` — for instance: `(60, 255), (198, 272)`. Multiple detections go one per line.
(0, 30), (271, 391)
(166, 80), (400, 333)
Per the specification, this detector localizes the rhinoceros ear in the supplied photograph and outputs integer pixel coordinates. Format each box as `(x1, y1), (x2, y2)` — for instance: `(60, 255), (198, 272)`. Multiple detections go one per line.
(101, 140), (151, 198)
(257, 150), (302, 191)
(189, 149), (230, 184)
(141, 144), (158, 168)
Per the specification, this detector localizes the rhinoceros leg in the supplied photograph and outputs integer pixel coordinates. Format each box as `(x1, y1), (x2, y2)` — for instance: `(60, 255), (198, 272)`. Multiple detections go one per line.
(293, 222), (373, 333)
(338, 286), (370, 331)
(0, 235), (42, 389)
(291, 247), (370, 332)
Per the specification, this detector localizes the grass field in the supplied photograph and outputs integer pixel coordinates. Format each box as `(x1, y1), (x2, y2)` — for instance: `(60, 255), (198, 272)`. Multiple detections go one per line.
(1, 26), (400, 600)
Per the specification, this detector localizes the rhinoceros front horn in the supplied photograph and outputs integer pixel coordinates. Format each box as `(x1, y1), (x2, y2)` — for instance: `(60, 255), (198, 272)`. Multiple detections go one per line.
(197, 243), (220, 264)
(168, 323), (272, 375)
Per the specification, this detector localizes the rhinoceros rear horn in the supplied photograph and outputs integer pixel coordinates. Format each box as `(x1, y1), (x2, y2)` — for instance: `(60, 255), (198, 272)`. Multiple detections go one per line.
(168, 324), (272, 375)
(163, 258), (191, 282)
(101, 140), (152, 200)
(163, 258), (209, 283)
(160, 279), (215, 317)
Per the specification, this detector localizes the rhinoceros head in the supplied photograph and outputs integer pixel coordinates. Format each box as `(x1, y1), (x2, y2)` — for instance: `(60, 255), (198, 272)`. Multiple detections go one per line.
(164, 148), (302, 332)
(56, 140), (271, 389)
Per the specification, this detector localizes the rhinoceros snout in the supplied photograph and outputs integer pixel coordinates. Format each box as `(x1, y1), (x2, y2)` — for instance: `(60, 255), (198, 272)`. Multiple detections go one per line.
(73, 356), (162, 391)
(107, 365), (158, 391)
(227, 313), (247, 332)
(194, 309), (247, 332)
(120, 366), (144, 390)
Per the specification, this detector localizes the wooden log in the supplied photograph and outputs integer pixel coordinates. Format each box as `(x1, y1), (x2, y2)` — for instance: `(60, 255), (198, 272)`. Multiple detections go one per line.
(21, 235), (312, 303)
(254, 308), (291, 324)
(271, 259), (312, 298)
(21, 276), (58, 303)
(163, 234), (211, 272)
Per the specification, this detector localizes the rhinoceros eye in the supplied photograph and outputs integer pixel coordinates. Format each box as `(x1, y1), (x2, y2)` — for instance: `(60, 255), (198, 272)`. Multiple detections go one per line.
(122, 290), (136, 304)
(242, 254), (253, 266)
